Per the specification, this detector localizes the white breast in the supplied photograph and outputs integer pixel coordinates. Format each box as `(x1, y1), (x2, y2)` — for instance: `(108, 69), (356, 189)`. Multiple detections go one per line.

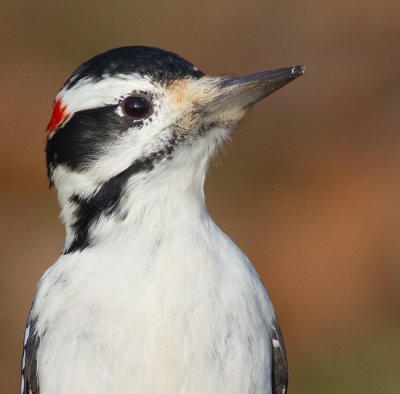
(31, 211), (275, 394)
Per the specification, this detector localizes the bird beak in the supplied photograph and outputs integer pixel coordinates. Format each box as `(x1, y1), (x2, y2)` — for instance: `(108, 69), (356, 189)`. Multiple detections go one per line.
(203, 65), (304, 122)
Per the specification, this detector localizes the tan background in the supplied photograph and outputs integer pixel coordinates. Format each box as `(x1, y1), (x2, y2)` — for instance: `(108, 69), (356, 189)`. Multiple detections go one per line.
(1, 1), (400, 392)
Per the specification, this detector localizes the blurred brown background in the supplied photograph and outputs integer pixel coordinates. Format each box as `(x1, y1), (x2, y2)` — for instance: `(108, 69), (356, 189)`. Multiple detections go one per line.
(1, 1), (400, 392)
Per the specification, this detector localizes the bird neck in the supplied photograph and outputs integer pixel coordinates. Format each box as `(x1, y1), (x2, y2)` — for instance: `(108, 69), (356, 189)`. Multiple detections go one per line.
(53, 125), (229, 254)
(57, 159), (209, 254)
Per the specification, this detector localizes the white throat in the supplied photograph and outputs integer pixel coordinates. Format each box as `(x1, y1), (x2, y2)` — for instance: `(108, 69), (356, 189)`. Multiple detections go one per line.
(53, 125), (230, 254)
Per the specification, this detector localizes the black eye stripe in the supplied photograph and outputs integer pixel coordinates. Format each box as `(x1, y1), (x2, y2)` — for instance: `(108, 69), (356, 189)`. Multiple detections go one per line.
(46, 105), (134, 173)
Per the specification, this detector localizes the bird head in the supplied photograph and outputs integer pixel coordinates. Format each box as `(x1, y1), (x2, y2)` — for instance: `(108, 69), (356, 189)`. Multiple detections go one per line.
(45, 46), (303, 252)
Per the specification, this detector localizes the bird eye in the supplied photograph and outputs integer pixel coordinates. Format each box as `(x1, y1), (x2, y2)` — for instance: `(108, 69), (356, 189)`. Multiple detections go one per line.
(122, 95), (153, 119)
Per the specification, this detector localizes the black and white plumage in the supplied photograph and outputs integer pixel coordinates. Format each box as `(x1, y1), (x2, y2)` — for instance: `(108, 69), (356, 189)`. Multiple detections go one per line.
(22, 46), (303, 393)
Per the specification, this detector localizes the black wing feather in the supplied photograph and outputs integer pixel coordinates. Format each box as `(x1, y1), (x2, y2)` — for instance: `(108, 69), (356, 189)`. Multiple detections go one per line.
(271, 318), (288, 394)
(21, 316), (40, 394)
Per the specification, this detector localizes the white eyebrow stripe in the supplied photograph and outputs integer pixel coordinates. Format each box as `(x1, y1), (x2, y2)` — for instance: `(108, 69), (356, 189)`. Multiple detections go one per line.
(57, 74), (156, 116)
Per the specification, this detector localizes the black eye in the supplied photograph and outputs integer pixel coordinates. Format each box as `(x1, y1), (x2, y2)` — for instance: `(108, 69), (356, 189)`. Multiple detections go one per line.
(122, 95), (153, 119)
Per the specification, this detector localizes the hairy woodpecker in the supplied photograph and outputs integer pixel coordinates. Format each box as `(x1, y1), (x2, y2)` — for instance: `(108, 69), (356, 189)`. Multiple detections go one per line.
(21, 46), (303, 394)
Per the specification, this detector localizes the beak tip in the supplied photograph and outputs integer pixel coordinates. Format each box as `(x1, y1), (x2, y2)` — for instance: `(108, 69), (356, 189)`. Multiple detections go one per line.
(291, 65), (305, 78)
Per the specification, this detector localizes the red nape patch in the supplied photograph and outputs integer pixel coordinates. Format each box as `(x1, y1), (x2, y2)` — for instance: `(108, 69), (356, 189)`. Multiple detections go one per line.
(46, 98), (70, 132)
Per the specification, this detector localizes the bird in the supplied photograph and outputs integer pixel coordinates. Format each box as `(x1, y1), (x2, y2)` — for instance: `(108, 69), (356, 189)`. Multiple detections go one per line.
(21, 46), (304, 394)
